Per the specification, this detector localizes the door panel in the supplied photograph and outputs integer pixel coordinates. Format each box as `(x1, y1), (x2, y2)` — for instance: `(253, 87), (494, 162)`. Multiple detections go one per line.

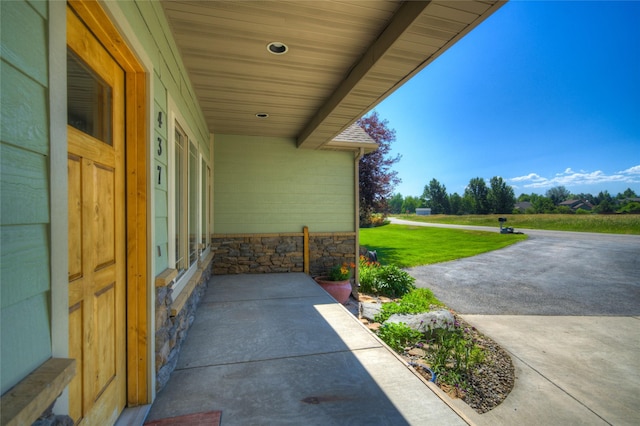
(67, 5), (126, 425)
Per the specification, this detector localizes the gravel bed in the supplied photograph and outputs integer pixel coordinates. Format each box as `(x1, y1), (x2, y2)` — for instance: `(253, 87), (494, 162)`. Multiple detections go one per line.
(449, 314), (515, 413)
(349, 297), (515, 414)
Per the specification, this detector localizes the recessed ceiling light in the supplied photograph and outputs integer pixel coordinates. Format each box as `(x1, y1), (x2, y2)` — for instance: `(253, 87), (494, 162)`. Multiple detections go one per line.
(267, 42), (288, 55)
(256, 113), (269, 119)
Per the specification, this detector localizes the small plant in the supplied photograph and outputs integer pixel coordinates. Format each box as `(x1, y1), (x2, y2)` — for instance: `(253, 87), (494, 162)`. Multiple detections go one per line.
(328, 262), (355, 281)
(377, 322), (423, 353)
(374, 265), (416, 297)
(359, 262), (416, 298)
(371, 288), (487, 392)
(424, 320), (485, 389)
(375, 288), (442, 323)
(358, 255), (381, 293)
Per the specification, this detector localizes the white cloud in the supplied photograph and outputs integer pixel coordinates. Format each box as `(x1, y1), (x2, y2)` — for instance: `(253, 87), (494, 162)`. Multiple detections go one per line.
(556, 167), (574, 176)
(511, 173), (545, 182)
(508, 165), (640, 189)
(620, 165), (640, 175)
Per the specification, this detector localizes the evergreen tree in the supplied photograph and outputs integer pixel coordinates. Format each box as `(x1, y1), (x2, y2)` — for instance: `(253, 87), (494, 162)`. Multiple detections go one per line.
(422, 178), (450, 214)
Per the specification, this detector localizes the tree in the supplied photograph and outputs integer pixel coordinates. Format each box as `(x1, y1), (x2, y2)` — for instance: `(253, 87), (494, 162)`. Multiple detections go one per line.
(594, 190), (615, 213)
(401, 196), (420, 214)
(594, 190), (614, 206)
(357, 112), (401, 226)
(464, 177), (490, 214)
(546, 186), (571, 205)
(422, 178), (450, 214)
(449, 192), (463, 215)
(517, 193), (532, 202)
(618, 187), (638, 200)
(488, 176), (516, 214)
(531, 196), (555, 213)
(388, 193), (404, 214)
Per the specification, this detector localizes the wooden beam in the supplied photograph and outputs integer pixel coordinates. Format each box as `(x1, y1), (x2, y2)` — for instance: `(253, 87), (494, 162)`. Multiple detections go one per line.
(303, 226), (310, 275)
(1, 358), (75, 426)
(155, 268), (178, 288)
(170, 270), (203, 317)
(296, 1), (431, 149)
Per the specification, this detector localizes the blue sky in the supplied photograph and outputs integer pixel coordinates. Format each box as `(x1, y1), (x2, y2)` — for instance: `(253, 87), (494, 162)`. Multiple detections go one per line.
(371, 0), (640, 198)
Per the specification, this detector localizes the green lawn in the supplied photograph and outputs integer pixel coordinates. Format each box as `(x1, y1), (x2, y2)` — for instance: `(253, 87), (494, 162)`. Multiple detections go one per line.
(360, 224), (527, 268)
(393, 213), (640, 235)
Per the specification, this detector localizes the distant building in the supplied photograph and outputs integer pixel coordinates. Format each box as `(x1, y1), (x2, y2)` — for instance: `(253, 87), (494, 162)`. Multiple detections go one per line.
(618, 197), (640, 204)
(514, 201), (532, 212)
(416, 208), (432, 216)
(559, 199), (594, 211)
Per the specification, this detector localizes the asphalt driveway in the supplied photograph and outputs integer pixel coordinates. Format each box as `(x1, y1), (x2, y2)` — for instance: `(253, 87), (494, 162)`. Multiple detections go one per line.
(396, 221), (640, 316)
(389, 218), (640, 425)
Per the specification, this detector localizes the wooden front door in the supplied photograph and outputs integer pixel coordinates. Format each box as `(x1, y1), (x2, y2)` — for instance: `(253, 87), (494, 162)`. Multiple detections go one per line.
(67, 6), (126, 425)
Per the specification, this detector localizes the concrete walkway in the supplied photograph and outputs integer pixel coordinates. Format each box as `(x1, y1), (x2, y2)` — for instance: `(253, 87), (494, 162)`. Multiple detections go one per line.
(146, 273), (468, 425)
(454, 315), (640, 426)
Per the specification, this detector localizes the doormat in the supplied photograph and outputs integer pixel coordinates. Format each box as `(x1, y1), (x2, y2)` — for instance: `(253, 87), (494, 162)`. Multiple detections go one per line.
(144, 410), (221, 426)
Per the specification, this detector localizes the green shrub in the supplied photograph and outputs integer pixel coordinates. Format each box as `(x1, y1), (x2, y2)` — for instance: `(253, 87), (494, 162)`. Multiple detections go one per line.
(618, 202), (640, 214)
(370, 214), (388, 227)
(377, 322), (423, 353)
(358, 257), (415, 297)
(373, 265), (416, 298)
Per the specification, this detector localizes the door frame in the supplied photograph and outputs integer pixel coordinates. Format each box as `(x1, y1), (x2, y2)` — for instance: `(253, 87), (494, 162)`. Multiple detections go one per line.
(66, 0), (150, 407)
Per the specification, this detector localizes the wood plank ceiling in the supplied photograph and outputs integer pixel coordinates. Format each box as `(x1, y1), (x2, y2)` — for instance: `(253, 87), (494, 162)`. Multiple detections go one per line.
(161, 0), (505, 149)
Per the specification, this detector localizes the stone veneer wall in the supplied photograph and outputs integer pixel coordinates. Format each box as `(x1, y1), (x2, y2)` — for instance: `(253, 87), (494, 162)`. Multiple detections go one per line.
(212, 232), (356, 277)
(155, 255), (214, 392)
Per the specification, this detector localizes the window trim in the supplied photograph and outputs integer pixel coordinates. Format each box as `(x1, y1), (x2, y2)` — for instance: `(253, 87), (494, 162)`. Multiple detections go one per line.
(167, 100), (200, 300)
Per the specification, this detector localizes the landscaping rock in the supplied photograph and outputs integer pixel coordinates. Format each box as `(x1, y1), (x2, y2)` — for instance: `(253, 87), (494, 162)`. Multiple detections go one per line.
(361, 302), (383, 321)
(385, 310), (455, 332)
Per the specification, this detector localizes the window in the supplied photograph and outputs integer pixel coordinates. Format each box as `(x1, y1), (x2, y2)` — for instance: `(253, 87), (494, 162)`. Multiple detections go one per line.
(188, 142), (198, 265)
(168, 108), (212, 299)
(174, 125), (187, 274)
(201, 161), (211, 250)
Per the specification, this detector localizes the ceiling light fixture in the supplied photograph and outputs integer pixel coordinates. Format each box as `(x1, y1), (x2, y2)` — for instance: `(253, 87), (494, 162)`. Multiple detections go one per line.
(256, 113), (269, 119)
(267, 42), (288, 55)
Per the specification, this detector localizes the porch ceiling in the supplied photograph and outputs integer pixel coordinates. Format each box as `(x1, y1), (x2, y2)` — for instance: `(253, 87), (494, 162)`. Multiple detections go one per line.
(161, 0), (505, 149)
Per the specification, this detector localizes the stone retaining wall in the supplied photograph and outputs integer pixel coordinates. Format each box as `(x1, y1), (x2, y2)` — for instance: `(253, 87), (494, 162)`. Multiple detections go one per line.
(212, 232), (356, 277)
(155, 255), (214, 392)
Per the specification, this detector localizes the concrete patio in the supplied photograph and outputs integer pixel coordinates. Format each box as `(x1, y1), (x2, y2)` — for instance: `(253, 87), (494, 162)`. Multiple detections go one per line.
(146, 273), (468, 425)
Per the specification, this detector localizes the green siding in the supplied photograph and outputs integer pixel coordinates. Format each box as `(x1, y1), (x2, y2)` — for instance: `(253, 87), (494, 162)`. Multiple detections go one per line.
(153, 76), (169, 275)
(109, 2), (210, 276)
(1, 293), (52, 393)
(0, 144), (50, 225)
(214, 135), (355, 234)
(0, 58), (49, 156)
(0, 225), (50, 308)
(0, 0), (48, 86)
(0, 0), (51, 394)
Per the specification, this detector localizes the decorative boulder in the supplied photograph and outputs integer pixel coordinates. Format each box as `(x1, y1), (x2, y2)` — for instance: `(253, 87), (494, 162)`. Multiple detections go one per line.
(385, 310), (455, 332)
(360, 301), (383, 321)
